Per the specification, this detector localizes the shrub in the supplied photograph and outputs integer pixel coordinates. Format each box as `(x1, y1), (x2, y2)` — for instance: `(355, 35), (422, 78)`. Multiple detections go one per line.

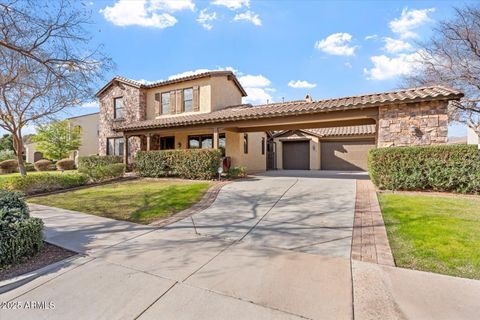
(0, 173), (89, 194)
(56, 158), (76, 171)
(368, 144), (480, 194)
(0, 150), (16, 162)
(136, 149), (222, 180)
(0, 159), (18, 174)
(227, 166), (247, 179)
(77, 155), (122, 172)
(25, 163), (35, 172)
(81, 163), (124, 182)
(34, 159), (52, 171)
(0, 190), (29, 222)
(0, 217), (43, 267)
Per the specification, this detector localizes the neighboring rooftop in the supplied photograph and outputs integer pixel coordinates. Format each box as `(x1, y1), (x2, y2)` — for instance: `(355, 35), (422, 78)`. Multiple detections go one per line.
(96, 71), (247, 97)
(115, 86), (463, 132)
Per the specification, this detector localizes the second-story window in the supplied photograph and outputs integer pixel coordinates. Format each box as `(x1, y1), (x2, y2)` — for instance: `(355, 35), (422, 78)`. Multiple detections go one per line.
(114, 97), (123, 119)
(161, 92), (170, 114)
(183, 88), (193, 112)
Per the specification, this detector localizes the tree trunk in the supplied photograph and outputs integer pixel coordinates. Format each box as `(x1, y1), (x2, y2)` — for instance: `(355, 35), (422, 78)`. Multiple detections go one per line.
(12, 133), (27, 176)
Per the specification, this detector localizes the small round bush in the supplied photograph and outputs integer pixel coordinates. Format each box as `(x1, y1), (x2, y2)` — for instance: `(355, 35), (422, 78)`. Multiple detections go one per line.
(34, 159), (52, 171)
(0, 159), (18, 174)
(0, 190), (29, 222)
(56, 159), (76, 171)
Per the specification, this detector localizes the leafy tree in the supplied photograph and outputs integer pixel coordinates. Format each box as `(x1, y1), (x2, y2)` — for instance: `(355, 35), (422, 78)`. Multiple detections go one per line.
(33, 120), (81, 160)
(0, 0), (113, 175)
(404, 5), (480, 139)
(0, 134), (13, 151)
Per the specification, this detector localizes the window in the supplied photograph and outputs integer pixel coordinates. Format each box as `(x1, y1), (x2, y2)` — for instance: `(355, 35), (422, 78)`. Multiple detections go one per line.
(161, 92), (170, 115)
(160, 136), (175, 150)
(114, 97), (123, 119)
(183, 88), (193, 112)
(188, 134), (221, 149)
(261, 137), (265, 155)
(107, 137), (124, 156)
(243, 133), (248, 154)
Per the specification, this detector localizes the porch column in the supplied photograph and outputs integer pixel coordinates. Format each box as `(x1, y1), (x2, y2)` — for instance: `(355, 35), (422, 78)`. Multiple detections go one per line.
(213, 127), (219, 149)
(146, 134), (151, 151)
(123, 134), (129, 166)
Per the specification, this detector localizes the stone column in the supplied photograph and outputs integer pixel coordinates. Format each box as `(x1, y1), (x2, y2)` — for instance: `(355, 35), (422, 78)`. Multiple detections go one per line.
(213, 128), (219, 149)
(123, 135), (129, 166)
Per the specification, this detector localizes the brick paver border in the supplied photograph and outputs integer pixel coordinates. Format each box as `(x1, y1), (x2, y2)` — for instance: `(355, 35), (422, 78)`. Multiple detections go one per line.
(149, 180), (231, 227)
(351, 180), (395, 266)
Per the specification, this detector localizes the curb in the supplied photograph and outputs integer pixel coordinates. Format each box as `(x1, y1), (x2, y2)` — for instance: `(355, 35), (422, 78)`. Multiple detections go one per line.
(0, 254), (83, 294)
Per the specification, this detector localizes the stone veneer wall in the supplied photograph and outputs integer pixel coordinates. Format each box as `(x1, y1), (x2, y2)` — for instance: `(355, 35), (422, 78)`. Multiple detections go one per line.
(98, 82), (146, 157)
(377, 100), (449, 147)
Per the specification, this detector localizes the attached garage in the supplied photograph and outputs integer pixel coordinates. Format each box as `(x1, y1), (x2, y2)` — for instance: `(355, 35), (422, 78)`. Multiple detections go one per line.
(273, 125), (377, 171)
(320, 139), (375, 171)
(282, 141), (310, 170)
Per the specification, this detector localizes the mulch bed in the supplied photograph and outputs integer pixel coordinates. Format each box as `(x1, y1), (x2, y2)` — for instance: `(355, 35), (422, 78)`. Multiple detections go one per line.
(0, 243), (76, 282)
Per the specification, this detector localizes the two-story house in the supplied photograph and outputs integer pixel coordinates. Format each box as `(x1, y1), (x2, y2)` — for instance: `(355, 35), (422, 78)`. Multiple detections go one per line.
(96, 70), (462, 173)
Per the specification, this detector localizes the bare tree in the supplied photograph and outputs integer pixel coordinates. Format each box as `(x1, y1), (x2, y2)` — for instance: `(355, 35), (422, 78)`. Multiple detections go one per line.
(404, 5), (480, 138)
(0, 0), (113, 175)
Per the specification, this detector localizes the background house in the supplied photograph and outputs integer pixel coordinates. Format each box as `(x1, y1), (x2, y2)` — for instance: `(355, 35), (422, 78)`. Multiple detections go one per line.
(467, 127), (479, 145)
(25, 112), (100, 163)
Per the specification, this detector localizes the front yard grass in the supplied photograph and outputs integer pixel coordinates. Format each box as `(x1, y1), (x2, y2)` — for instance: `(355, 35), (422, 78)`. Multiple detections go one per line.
(378, 193), (480, 280)
(28, 179), (212, 224)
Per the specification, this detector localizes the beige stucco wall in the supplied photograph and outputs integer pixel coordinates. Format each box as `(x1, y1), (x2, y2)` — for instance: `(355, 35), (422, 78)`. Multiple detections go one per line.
(210, 76), (243, 111)
(273, 131), (320, 170)
(467, 127), (479, 145)
(225, 131), (266, 173)
(69, 113), (99, 158)
(25, 142), (37, 163)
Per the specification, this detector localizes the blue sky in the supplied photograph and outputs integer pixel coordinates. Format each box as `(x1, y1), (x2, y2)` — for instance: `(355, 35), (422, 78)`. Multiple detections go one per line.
(59, 0), (474, 137)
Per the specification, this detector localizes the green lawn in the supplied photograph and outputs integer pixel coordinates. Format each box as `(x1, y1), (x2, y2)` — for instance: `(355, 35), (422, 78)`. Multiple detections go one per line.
(28, 179), (212, 224)
(379, 193), (480, 279)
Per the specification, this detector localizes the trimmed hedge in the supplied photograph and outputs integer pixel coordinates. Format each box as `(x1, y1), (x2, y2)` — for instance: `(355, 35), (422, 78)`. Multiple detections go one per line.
(0, 190), (43, 267)
(56, 159), (76, 171)
(368, 144), (480, 194)
(34, 159), (51, 171)
(81, 163), (125, 182)
(0, 173), (89, 194)
(136, 149), (222, 180)
(77, 155), (122, 171)
(0, 159), (18, 174)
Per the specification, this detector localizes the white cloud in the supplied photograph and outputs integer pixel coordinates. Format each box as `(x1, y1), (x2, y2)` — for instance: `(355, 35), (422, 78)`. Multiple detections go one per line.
(383, 37), (413, 53)
(238, 74), (273, 104)
(136, 79), (164, 85)
(364, 51), (423, 80)
(288, 80), (317, 89)
(233, 11), (262, 26)
(315, 33), (358, 56)
(344, 62), (353, 68)
(212, 0), (250, 10)
(197, 9), (217, 30)
(238, 75), (270, 88)
(81, 101), (99, 108)
(389, 7), (435, 38)
(100, 0), (194, 29)
(365, 34), (378, 40)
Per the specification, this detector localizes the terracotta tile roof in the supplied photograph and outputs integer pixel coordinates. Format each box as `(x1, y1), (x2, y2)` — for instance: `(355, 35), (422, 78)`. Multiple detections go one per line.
(115, 86), (463, 132)
(303, 125), (376, 137)
(96, 71), (247, 97)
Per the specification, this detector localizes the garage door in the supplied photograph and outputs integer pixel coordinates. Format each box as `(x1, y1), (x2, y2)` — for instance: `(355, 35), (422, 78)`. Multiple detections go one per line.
(321, 140), (375, 171)
(282, 141), (310, 170)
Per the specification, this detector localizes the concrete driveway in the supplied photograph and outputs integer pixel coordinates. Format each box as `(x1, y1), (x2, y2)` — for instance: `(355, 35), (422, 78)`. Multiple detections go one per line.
(2, 173), (359, 319)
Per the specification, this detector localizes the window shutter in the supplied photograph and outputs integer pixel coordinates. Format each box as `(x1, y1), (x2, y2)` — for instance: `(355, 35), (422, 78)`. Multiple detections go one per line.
(193, 86), (200, 112)
(176, 90), (183, 114)
(154, 93), (161, 116)
(169, 91), (176, 114)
